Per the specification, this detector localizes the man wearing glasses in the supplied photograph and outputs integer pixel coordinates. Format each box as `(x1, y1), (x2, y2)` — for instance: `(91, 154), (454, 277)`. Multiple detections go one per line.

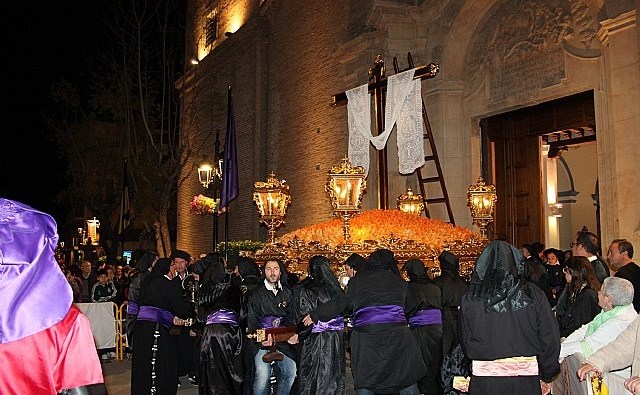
(571, 229), (610, 283)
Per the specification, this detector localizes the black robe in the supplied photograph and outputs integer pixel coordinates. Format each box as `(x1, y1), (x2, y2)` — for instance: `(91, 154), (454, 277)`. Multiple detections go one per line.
(405, 277), (443, 395)
(311, 268), (426, 394)
(433, 272), (468, 354)
(198, 282), (245, 395)
(460, 285), (560, 394)
(125, 270), (149, 350)
(131, 275), (194, 395)
(238, 272), (263, 395)
(291, 277), (346, 395)
(172, 273), (197, 378)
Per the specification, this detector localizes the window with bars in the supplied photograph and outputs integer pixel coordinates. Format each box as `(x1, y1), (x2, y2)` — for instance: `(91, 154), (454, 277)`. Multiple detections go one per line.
(205, 13), (218, 46)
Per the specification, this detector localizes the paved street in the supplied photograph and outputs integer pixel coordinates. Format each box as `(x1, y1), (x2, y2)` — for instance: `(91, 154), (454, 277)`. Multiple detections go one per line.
(101, 358), (356, 395)
(102, 359), (199, 395)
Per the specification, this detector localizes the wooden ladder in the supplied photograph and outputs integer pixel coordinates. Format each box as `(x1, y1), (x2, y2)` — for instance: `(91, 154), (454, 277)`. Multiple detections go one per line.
(392, 52), (455, 225)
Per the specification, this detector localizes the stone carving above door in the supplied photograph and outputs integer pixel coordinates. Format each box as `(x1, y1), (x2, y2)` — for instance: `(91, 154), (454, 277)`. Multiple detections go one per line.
(463, 0), (600, 102)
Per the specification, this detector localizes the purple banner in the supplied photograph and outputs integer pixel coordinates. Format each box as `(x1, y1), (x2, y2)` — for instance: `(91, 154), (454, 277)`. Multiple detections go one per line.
(312, 316), (345, 333)
(137, 306), (174, 330)
(408, 309), (442, 327)
(206, 309), (239, 326)
(260, 315), (284, 329)
(354, 305), (407, 328)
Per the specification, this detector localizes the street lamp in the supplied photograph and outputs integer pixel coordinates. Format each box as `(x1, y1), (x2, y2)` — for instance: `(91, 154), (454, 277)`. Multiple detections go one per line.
(325, 156), (367, 243)
(196, 131), (224, 249)
(466, 176), (497, 239)
(86, 217), (100, 245)
(397, 188), (424, 216)
(253, 172), (291, 244)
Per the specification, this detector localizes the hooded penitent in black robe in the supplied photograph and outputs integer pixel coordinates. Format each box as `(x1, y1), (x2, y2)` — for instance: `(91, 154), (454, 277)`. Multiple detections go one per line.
(236, 257), (263, 395)
(125, 250), (157, 350)
(460, 241), (560, 395)
(197, 258), (245, 395)
(131, 258), (195, 395)
(292, 256), (346, 395)
(433, 251), (468, 354)
(404, 259), (443, 395)
(310, 249), (426, 394)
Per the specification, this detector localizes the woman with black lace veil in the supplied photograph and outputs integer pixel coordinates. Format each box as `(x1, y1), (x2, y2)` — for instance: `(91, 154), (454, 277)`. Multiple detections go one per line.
(196, 254), (245, 395)
(460, 240), (560, 395)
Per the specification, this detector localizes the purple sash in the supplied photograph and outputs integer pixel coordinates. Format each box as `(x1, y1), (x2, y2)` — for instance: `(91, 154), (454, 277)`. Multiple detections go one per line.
(312, 316), (345, 333)
(126, 301), (139, 315)
(354, 305), (407, 328)
(206, 309), (239, 326)
(408, 309), (442, 327)
(137, 305), (174, 329)
(260, 315), (284, 329)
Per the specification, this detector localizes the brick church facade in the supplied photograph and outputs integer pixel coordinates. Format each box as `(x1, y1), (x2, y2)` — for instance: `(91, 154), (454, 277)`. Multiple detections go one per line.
(176, 0), (639, 256)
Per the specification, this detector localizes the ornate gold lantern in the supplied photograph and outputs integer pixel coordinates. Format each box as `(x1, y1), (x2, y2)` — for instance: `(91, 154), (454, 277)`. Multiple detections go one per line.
(325, 157), (367, 243)
(253, 172), (291, 244)
(466, 176), (497, 239)
(396, 188), (424, 216)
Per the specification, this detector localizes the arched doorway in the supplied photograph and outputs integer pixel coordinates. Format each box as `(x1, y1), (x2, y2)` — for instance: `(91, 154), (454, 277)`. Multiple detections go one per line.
(480, 90), (597, 248)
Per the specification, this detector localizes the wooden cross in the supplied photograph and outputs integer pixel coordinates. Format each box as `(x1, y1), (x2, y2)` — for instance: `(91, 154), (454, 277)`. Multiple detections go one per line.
(331, 55), (439, 209)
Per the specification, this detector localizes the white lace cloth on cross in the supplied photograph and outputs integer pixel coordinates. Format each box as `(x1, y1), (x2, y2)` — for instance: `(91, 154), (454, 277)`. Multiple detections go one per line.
(346, 68), (425, 177)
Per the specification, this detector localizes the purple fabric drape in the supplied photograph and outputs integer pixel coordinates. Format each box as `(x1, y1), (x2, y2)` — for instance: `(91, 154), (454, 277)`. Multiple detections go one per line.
(311, 316), (345, 333)
(0, 198), (73, 344)
(354, 305), (407, 328)
(137, 306), (174, 330)
(206, 309), (239, 326)
(408, 309), (442, 327)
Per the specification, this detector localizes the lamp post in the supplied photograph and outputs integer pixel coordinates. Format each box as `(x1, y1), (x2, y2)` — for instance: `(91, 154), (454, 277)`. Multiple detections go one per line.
(253, 172), (291, 244)
(197, 131), (223, 250)
(397, 188), (424, 216)
(466, 176), (497, 239)
(325, 156), (367, 243)
(86, 217), (100, 245)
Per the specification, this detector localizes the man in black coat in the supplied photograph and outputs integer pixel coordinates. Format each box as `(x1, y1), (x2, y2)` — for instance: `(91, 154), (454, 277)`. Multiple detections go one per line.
(247, 259), (297, 395)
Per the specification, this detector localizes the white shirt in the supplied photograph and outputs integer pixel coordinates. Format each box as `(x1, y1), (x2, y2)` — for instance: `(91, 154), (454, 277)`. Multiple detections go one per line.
(264, 279), (283, 295)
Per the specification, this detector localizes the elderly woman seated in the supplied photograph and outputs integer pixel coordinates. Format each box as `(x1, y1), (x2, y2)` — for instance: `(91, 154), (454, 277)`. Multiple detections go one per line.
(553, 277), (637, 394)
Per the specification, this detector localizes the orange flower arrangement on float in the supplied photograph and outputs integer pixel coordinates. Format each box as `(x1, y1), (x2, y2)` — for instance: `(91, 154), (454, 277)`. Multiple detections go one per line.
(279, 209), (478, 250)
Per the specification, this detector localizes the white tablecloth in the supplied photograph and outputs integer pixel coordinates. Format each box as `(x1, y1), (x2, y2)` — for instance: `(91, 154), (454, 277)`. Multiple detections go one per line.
(74, 302), (116, 349)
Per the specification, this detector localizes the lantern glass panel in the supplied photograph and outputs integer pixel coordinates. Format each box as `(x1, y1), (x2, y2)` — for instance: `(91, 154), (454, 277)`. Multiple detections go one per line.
(334, 177), (362, 210)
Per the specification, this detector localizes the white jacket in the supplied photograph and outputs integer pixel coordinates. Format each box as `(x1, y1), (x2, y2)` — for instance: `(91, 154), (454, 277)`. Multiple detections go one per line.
(562, 304), (637, 377)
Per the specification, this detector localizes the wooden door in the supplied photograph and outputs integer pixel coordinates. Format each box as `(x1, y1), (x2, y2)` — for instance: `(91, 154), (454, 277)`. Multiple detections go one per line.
(485, 118), (543, 246)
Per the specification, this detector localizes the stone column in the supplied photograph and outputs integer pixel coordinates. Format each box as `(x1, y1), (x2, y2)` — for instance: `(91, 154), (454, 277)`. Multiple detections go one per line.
(596, 9), (640, 247)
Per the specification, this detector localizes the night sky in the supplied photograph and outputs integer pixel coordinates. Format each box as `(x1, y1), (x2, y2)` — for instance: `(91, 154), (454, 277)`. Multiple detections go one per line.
(4, 1), (106, 222)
